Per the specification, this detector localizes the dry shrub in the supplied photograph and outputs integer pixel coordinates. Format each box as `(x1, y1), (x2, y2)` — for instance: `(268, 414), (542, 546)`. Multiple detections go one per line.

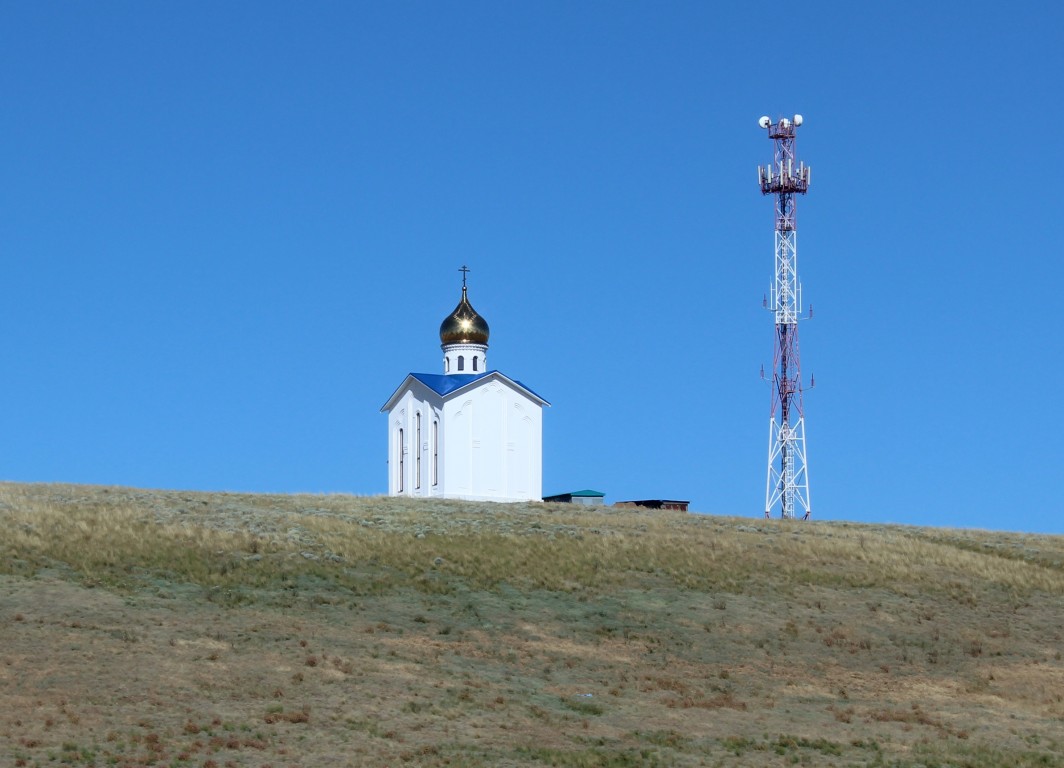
(643, 676), (689, 695)
(667, 692), (746, 710)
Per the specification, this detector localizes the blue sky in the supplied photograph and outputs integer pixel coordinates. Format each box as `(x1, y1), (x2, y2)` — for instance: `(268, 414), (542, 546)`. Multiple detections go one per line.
(1, 2), (1060, 532)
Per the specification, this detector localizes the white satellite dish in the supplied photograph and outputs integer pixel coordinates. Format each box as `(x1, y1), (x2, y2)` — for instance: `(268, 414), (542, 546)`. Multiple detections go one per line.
(759, 116), (771, 128)
(781, 118), (791, 128)
(793, 114), (804, 126)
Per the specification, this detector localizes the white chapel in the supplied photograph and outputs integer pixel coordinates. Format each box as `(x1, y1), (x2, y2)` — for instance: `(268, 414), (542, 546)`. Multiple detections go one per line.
(380, 269), (549, 502)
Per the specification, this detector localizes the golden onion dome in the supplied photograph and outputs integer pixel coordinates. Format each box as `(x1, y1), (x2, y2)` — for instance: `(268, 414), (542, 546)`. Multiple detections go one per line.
(439, 286), (489, 345)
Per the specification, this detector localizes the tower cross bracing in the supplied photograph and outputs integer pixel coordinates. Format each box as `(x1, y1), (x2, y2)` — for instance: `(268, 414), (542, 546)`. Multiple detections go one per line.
(758, 114), (812, 520)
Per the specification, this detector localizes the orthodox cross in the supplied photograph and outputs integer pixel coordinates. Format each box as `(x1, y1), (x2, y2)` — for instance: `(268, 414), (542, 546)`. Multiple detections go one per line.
(459, 265), (470, 289)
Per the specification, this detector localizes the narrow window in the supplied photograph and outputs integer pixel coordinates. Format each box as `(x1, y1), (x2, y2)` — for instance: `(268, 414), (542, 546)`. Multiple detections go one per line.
(472, 355), (478, 371)
(397, 428), (404, 493)
(457, 355), (464, 371)
(415, 413), (422, 490)
(432, 420), (439, 486)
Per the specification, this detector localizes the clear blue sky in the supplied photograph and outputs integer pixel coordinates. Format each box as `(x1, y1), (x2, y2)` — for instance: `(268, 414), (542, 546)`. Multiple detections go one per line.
(1, 2), (1060, 533)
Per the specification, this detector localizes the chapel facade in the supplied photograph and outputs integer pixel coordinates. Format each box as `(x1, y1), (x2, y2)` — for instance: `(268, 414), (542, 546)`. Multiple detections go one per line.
(380, 271), (548, 502)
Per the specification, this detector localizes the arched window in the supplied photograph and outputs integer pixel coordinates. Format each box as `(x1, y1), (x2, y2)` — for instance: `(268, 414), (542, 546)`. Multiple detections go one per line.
(445, 357), (450, 373)
(415, 413), (422, 490)
(457, 355), (464, 371)
(432, 419), (439, 486)
(472, 355), (478, 372)
(397, 428), (404, 493)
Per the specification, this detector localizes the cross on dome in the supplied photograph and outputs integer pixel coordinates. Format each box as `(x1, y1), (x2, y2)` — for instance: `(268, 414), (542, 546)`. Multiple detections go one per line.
(440, 266), (489, 346)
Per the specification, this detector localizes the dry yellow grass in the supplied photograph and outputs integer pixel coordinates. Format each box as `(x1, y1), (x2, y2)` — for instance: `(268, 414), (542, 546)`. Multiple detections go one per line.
(1, 482), (1062, 766)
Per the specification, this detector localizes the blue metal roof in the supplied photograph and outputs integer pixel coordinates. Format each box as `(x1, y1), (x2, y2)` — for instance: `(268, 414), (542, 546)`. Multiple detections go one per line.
(381, 370), (550, 412)
(410, 371), (547, 403)
(410, 372), (490, 396)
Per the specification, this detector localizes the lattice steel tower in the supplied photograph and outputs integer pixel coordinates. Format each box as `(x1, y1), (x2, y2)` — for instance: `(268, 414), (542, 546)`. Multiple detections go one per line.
(758, 114), (812, 519)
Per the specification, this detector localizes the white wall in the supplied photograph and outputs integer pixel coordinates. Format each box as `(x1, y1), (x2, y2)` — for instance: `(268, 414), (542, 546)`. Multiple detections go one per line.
(442, 377), (543, 502)
(386, 374), (543, 503)
(442, 342), (487, 375)
(386, 384), (444, 498)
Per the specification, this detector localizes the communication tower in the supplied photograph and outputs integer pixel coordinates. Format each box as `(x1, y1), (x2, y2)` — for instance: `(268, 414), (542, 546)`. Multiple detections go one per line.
(758, 114), (812, 519)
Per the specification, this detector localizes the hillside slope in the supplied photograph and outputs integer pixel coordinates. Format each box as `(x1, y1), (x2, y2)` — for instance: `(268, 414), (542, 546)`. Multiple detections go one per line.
(1, 482), (1062, 767)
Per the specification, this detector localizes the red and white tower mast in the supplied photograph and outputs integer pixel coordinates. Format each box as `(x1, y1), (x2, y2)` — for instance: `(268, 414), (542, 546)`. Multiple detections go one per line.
(758, 114), (812, 519)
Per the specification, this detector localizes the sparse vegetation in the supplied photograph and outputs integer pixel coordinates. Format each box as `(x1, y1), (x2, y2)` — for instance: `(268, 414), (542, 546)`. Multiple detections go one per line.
(1, 481), (1063, 766)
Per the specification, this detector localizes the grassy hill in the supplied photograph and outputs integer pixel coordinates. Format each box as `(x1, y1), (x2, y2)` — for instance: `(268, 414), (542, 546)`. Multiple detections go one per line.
(1, 482), (1062, 767)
